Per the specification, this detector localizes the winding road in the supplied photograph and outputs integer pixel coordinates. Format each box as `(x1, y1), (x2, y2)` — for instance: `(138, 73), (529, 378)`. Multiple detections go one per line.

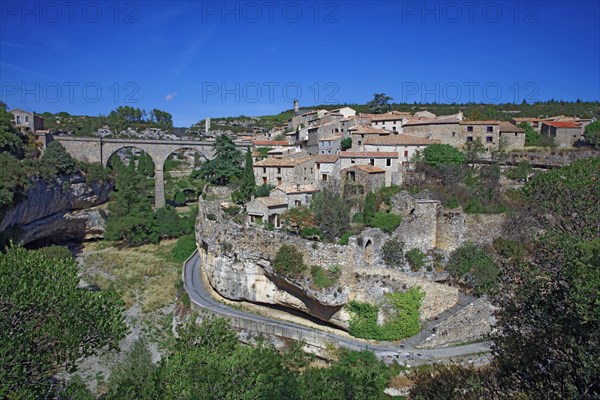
(182, 249), (491, 364)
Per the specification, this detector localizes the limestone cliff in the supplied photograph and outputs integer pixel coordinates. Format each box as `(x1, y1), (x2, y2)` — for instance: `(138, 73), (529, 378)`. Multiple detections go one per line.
(0, 176), (112, 244)
(195, 199), (458, 331)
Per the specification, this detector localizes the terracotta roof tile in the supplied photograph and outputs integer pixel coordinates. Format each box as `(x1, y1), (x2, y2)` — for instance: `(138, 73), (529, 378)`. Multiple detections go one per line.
(348, 125), (391, 135)
(542, 121), (580, 128)
(254, 155), (314, 167)
(315, 155), (340, 163)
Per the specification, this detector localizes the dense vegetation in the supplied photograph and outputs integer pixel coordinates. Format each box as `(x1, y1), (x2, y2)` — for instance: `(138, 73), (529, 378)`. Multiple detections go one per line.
(407, 157), (600, 399)
(0, 245), (126, 398)
(40, 106), (174, 136)
(0, 103), (112, 219)
(346, 287), (425, 341)
(446, 243), (500, 295)
(61, 317), (394, 400)
(273, 244), (306, 278)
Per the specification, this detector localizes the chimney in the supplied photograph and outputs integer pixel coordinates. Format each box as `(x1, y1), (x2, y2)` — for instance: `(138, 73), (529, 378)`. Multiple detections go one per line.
(294, 99), (299, 116)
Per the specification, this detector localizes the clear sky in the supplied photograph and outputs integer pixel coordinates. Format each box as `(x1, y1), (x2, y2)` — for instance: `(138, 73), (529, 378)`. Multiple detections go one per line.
(1, 0), (599, 126)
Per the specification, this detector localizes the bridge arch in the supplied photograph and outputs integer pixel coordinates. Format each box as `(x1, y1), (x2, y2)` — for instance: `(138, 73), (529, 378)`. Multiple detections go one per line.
(53, 136), (251, 208)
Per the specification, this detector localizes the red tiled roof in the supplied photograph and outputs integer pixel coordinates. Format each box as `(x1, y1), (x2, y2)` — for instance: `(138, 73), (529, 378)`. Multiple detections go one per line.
(340, 151), (398, 158)
(253, 140), (289, 146)
(348, 125), (391, 135)
(459, 120), (500, 125)
(315, 155), (340, 163)
(343, 165), (385, 174)
(365, 134), (440, 146)
(542, 121), (580, 129)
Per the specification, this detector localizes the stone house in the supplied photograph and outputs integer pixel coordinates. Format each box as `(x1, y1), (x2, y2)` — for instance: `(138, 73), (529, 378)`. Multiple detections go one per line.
(318, 135), (343, 155)
(245, 196), (287, 228)
(253, 154), (316, 188)
(315, 154), (341, 185)
(368, 111), (411, 133)
(339, 151), (399, 186)
(342, 165), (386, 195)
(10, 108), (44, 133)
(498, 121), (526, 149)
(459, 121), (501, 149)
(510, 117), (545, 132)
(270, 184), (320, 208)
(364, 134), (440, 166)
(348, 125), (391, 149)
(402, 118), (462, 147)
(540, 121), (583, 147)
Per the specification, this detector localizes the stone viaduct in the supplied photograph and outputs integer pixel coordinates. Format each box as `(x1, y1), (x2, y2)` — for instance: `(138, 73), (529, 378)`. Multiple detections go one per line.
(52, 136), (251, 208)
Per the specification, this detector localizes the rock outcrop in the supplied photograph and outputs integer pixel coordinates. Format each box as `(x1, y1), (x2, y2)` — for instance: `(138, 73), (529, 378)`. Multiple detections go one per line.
(195, 199), (459, 331)
(0, 176), (111, 244)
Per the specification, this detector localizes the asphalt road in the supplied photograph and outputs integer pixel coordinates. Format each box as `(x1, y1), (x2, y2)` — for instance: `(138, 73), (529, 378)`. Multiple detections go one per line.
(182, 250), (491, 363)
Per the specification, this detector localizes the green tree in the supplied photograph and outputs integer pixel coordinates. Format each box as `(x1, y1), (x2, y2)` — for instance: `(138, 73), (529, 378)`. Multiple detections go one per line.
(522, 157), (600, 240)
(422, 144), (465, 167)
(273, 244), (306, 278)
(281, 206), (315, 234)
(0, 245), (126, 398)
(105, 162), (159, 245)
(340, 136), (352, 151)
(0, 153), (28, 210)
(310, 188), (350, 239)
(105, 339), (159, 400)
(492, 234), (600, 398)
(138, 152), (155, 177)
(583, 120), (600, 148)
(446, 243), (499, 295)
(0, 103), (25, 158)
(199, 135), (243, 185)
(232, 148), (256, 203)
(464, 137), (486, 163)
(42, 140), (78, 176)
(370, 212), (402, 233)
(518, 122), (541, 146)
(363, 192), (376, 225)
(366, 93), (393, 114)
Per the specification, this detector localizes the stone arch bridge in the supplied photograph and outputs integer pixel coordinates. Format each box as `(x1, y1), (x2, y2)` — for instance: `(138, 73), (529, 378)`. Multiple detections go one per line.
(53, 136), (251, 208)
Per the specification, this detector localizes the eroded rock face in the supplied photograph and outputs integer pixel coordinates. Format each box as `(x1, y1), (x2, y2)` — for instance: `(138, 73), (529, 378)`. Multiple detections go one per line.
(196, 199), (459, 331)
(0, 176), (111, 244)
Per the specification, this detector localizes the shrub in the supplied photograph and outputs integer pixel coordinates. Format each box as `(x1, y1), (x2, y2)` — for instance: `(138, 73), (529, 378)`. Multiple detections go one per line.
(347, 287), (424, 341)
(171, 234), (197, 263)
(340, 137), (352, 151)
(446, 243), (499, 295)
(35, 245), (73, 261)
(422, 144), (465, 167)
(310, 265), (341, 288)
(255, 183), (275, 197)
(338, 232), (352, 245)
(300, 226), (322, 240)
(370, 212), (402, 233)
(273, 244), (305, 278)
(382, 238), (404, 266)
(156, 207), (194, 238)
(406, 248), (426, 271)
(173, 191), (187, 206)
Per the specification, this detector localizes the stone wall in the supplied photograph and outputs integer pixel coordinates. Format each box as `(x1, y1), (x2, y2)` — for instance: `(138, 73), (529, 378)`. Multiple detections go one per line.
(390, 191), (506, 254)
(195, 199), (459, 330)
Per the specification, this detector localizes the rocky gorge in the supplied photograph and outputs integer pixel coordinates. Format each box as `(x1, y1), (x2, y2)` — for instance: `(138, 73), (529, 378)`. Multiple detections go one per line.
(0, 176), (111, 246)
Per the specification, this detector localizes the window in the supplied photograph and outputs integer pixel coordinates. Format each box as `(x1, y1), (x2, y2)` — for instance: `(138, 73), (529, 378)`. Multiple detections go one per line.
(351, 158), (355, 164)
(263, 167), (266, 173)
(486, 136), (493, 143)
(452, 132), (456, 137)
(263, 177), (267, 185)
(393, 126), (397, 132)
(295, 200), (301, 207)
(16, 116), (20, 124)
(467, 136), (473, 142)
(467, 126), (473, 132)
(277, 177), (282, 186)
(515, 132), (518, 136)
(322, 174), (327, 181)
(25, 116), (29, 122)
(404, 150), (408, 158)
(393, 120), (397, 124)
(316, 163), (320, 170)
(486, 126), (493, 132)
(387, 158), (392, 166)
(277, 167), (281, 174)
(369, 158), (375, 166)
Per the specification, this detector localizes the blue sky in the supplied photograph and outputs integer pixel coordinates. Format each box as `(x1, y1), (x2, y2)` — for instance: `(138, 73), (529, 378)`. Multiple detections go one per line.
(1, 0), (599, 126)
